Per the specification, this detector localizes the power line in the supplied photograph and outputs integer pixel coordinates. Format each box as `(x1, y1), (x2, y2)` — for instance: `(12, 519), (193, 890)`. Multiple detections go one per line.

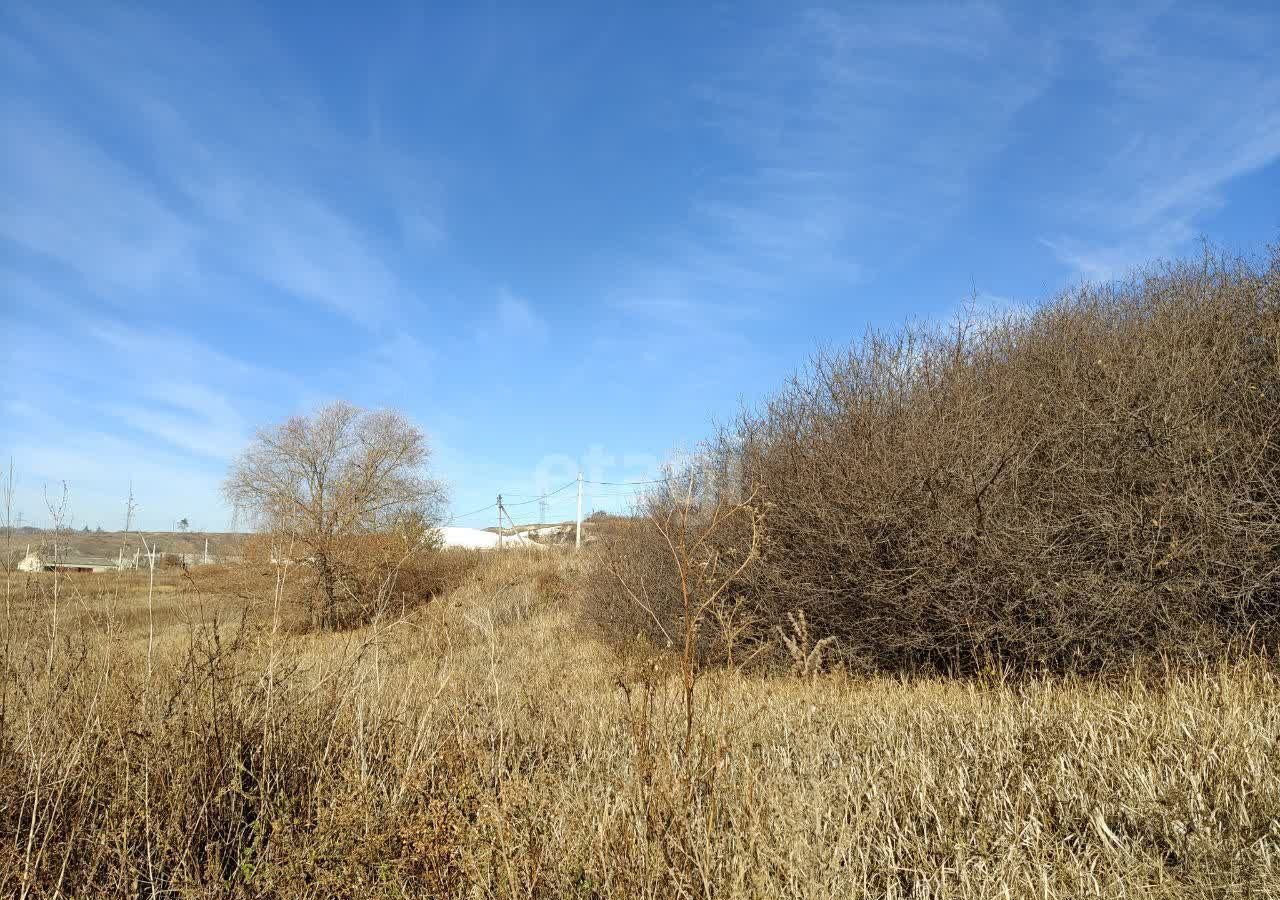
(502, 496), (549, 509)
(498, 508), (547, 528)
(546, 478), (582, 496)
(496, 501), (576, 532)
(449, 496), (575, 526)
(582, 476), (681, 486)
(447, 477), (654, 528)
(500, 479), (578, 507)
(446, 502), (497, 524)
(503, 499), (577, 520)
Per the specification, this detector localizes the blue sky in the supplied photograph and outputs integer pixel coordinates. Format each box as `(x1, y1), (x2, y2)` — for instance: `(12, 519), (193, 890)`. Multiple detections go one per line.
(3, 1), (1278, 532)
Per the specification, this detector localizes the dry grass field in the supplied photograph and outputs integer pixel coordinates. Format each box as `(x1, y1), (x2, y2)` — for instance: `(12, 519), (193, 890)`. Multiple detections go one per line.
(2, 550), (1277, 899)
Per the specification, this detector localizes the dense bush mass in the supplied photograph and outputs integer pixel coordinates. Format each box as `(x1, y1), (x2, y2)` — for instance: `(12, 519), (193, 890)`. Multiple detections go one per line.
(590, 247), (1280, 671)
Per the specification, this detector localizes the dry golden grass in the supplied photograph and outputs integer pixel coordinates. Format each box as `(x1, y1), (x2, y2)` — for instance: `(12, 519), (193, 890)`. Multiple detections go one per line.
(2, 551), (1278, 898)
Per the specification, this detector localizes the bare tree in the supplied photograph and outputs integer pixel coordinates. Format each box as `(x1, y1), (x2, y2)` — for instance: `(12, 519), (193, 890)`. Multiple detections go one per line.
(3, 458), (14, 625)
(224, 401), (448, 629)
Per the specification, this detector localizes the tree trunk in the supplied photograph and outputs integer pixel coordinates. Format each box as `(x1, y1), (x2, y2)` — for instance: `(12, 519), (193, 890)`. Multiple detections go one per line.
(317, 553), (339, 629)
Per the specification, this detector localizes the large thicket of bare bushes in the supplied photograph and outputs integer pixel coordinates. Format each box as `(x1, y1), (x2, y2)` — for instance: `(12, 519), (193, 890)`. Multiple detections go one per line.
(590, 247), (1280, 672)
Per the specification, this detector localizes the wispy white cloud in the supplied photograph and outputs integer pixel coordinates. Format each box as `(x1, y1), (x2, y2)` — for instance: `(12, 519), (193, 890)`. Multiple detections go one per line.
(612, 2), (1053, 326)
(185, 175), (408, 327)
(0, 104), (198, 294)
(1039, 4), (1280, 279)
(344, 333), (439, 402)
(109, 387), (247, 462)
(20, 315), (281, 456)
(1040, 221), (1198, 285)
(1, 1), (442, 328)
(495, 289), (549, 342)
(613, 293), (763, 331)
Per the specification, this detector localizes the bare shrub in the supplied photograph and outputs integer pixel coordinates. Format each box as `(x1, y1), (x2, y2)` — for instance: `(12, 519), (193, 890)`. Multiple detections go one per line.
(590, 246), (1280, 673)
(368, 545), (484, 620)
(584, 514), (682, 647)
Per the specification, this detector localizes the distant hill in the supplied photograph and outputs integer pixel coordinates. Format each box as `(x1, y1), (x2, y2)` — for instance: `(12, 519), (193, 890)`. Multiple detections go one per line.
(4, 529), (243, 560)
(2, 518), (625, 568)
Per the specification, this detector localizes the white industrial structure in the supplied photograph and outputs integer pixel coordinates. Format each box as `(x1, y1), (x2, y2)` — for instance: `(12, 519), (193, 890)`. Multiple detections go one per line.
(17, 545), (129, 573)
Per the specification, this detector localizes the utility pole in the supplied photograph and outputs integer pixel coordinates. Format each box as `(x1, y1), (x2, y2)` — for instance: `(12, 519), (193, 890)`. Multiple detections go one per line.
(538, 495), (548, 525)
(575, 472), (583, 550)
(497, 494), (504, 550)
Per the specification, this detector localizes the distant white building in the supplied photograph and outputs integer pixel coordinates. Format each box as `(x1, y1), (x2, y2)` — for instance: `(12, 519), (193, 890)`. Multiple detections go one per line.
(18, 547), (122, 573)
(438, 527), (543, 550)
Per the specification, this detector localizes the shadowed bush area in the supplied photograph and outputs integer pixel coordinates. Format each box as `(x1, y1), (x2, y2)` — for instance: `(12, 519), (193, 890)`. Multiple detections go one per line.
(589, 247), (1280, 672)
(204, 539), (487, 632)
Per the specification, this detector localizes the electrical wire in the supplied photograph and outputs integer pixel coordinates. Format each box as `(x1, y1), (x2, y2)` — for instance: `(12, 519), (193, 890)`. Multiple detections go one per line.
(449, 476), (667, 528)
(445, 502), (497, 524)
(582, 476), (682, 486)
(499, 478), (578, 507)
